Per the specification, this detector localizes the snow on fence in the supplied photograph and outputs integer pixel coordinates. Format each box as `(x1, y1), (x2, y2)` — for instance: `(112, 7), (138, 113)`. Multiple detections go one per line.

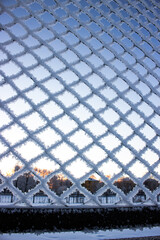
(0, 0), (160, 208)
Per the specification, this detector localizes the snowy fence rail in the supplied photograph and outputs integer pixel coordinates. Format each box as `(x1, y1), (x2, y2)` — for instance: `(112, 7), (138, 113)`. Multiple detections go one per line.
(0, 0), (160, 208)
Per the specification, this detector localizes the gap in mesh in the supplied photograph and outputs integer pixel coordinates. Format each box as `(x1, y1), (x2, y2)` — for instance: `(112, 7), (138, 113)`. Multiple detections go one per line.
(42, 78), (64, 94)
(0, 109), (12, 128)
(50, 142), (77, 164)
(39, 100), (63, 120)
(142, 148), (159, 166)
(56, 90), (78, 108)
(62, 32), (79, 45)
(124, 89), (142, 104)
(87, 54), (104, 68)
(0, 49), (8, 62)
(98, 189), (120, 205)
(15, 139), (43, 162)
(66, 157), (91, 179)
(0, 61), (21, 77)
(139, 123), (156, 141)
(40, 11), (55, 24)
(150, 114), (160, 130)
(114, 121), (133, 139)
(111, 59), (127, 72)
(69, 129), (93, 150)
(8, 23), (27, 38)
(76, 27), (91, 40)
(114, 174), (136, 195)
(111, 77), (129, 93)
(138, 101), (154, 117)
(143, 57), (156, 70)
(35, 126), (61, 148)
(123, 70), (138, 84)
(143, 175), (160, 193)
(46, 57), (66, 72)
(84, 118), (107, 137)
(100, 86), (118, 101)
(129, 160), (148, 178)
(83, 144), (107, 164)
(0, 153), (23, 177)
(99, 158), (122, 179)
(75, 43), (92, 57)
(73, 61), (92, 76)
(71, 82), (91, 98)
(135, 81), (151, 96)
(47, 172), (73, 196)
(86, 73), (105, 89)
(36, 27), (54, 41)
(127, 111), (144, 128)
(86, 94), (106, 111)
(153, 137), (160, 151)
(20, 112), (46, 132)
(29, 65), (51, 82)
(99, 48), (114, 61)
(1, 123), (27, 146)
(114, 146), (134, 165)
(128, 135), (146, 152)
(13, 74), (34, 91)
(17, 53), (38, 68)
(33, 46), (53, 60)
(122, 52), (136, 65)
(54, 114), (78, 135)
(7, 98), (32, 117)
(65, 17), (79, 28)
(58, 69), (79, 85)
(0, 30), (11, 44)
(55, 7), (67, 18)
(100, 66), (117, 80)
(0, 140), (8, 155)
(88, 37), (103, 50)
(23, 17), (42, 31)
(88, 22), (102, 34)
(50, 38), (67, 52)
(100, 108), (120, 125)
(113, 98), (131, 115)
(28, 2), (43, 12)
(0, 11), (13, 25)
(13, 172), (40, 193)
(82, 173), (104, 194)
(71, 104), (93, 122)
(133, 63), (147, 76)
(25, 87), (48, 105)
(52, 22), (67, 35)
(32, 157), (60, 178)
(110, 42), (124, 55)
(148, 93), (160, 108)
(23, 35), (40, 48)
(100, 133), (121, 152)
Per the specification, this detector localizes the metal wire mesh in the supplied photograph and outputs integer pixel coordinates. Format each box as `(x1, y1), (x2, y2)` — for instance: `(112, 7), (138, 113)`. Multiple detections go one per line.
(0, 0), (160, 207)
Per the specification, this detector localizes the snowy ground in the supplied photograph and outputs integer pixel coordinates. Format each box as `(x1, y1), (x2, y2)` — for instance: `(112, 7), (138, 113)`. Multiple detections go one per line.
(0, 227), (160, 240)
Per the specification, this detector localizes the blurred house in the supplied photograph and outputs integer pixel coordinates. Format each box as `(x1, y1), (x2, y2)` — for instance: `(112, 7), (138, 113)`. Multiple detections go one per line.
(0, 189), (14, 203)
(133, 190), (146, 203)
(99, 189), (120, 204)
(66, 190), (85, 204)
(32, 191), (50, 204)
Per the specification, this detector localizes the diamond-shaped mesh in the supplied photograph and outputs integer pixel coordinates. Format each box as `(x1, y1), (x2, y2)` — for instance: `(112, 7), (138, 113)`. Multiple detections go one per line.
(0, 0), (160, 207)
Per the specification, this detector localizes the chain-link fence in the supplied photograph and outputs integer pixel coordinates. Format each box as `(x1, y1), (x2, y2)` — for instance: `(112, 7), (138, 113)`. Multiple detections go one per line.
(0, 0), (160, 208)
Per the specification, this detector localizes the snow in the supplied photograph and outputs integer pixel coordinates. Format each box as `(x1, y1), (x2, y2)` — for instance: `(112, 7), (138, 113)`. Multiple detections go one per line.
(0, 227), (160, 240)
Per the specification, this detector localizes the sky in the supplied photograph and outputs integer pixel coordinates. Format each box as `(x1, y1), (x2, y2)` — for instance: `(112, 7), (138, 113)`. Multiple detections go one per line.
(0, 0), (160, 200)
